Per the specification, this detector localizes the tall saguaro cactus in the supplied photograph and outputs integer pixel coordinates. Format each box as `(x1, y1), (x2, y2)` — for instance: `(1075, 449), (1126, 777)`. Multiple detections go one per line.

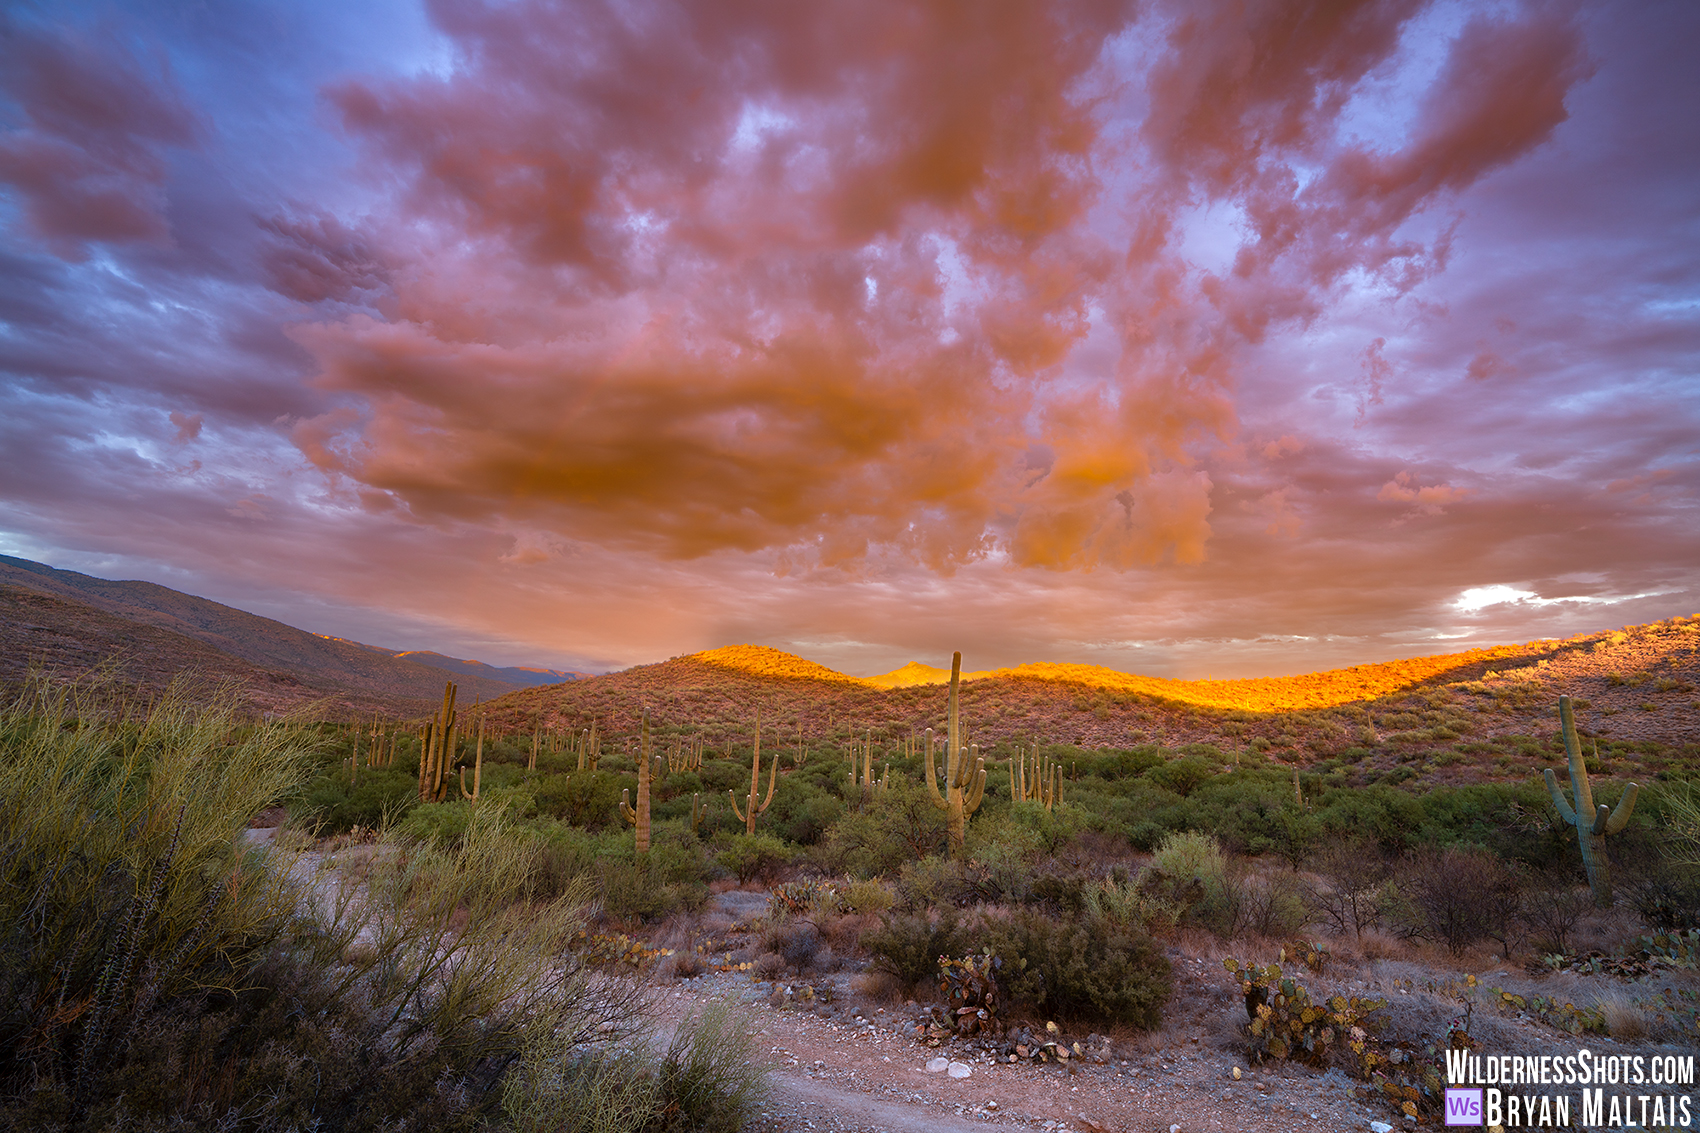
(419, 681), (458, 802)
(730, 712), (778, 834)
(1545, 694), (1640, 907)
(460, 710), (485, 801)
(620, 711), (653, 852)
(926, 652), (986, 859)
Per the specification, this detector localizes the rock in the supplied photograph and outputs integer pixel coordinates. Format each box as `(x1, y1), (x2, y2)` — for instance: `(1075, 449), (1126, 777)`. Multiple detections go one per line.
(1232, 1066), (1242, 1079)
(926, 1057), (950, 1073)
(1170, 1125), (1181, 1133)
(986, 1100), (998, 1110)
(948, 1061), (971, 1078)
(1369, 1123), (1393, 1133)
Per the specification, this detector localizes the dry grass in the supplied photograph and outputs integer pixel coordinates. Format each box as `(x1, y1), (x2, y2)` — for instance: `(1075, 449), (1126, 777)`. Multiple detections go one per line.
(1595, 988), (1650, 1039)
(850, 969), (905, 1004)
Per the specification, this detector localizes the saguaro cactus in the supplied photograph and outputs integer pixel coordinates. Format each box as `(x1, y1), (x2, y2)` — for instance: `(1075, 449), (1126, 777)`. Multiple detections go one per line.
(848, 729), (887, 796)
(576, 721), (601, 771)
(460, 710), (485, 801)
(1545, 694), (1639, 907)
(419, 681), (458, 802)
(730, 712), (778, 834)
(926, 652), (986, 859)
(620, 711), (653, 852)
(1010, 744), (1059, 810)
(667, 735), (703, 774)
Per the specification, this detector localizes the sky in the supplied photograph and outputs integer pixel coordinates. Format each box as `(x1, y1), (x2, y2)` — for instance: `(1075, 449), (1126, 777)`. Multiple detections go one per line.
(0, 0), (1696, 680)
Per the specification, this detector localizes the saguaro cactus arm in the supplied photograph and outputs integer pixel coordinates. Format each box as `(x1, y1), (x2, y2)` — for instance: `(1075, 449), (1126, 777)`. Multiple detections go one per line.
(923, 727), (945, 806)
(1601, 786), (1640, 835)
(1543, 766), (1577, 825)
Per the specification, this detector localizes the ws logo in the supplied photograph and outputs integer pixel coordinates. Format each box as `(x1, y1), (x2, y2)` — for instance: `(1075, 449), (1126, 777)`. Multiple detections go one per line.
(1445, 1087), (1484, 1126)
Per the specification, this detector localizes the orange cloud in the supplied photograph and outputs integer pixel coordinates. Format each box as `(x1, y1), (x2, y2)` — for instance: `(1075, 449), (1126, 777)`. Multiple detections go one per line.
(1378, 470), (1468, 515)
(279, 0), (1594, 580)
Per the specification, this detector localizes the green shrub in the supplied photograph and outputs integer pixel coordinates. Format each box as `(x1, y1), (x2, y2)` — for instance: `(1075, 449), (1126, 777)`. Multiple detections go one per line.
(816, 777), (946, 874)
(0, 674), (627, 1130)
(293, 765), (417, 833)
(897, 855), (976, 908)
(713, 832), (793, 884)
(651, 999), (770, 1132)
(0, 676), (315, 1121)
(863, 910), (964, 990)
(1138, 830), (1243, 935)
(503, 998), (767, 1133)
(977, 909), (1171, 1029)
(838, 877), (895, 914)
(533, 770), (625, 828)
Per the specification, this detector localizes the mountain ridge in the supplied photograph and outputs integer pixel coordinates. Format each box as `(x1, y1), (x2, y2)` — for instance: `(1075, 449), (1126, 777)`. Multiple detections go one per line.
(0, 556), (537, 712)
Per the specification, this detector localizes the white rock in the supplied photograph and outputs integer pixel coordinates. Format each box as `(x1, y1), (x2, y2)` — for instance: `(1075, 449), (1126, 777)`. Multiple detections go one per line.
(1170, 1125), (1182, 1133)
(926, 1057), (950, 1073)
(1370, 1123), (1393, 1133)
(948, 1061), (972, 1078)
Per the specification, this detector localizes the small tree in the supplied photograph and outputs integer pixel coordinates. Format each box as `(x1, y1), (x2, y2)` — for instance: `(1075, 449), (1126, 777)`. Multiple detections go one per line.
(1304, 836), (1392, 939)
(1403, 845), (1525, 957)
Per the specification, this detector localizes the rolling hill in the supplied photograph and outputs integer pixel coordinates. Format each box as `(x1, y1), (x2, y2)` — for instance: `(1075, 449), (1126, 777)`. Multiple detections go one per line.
(0, 555), (564, 715)
(3, 554), (1695, 788)
(479, 626), (1700, 789)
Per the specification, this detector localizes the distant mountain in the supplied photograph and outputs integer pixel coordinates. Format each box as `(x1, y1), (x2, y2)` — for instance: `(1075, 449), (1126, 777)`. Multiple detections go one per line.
(317, 637), (593, 687)
(0, 555), (579, 716)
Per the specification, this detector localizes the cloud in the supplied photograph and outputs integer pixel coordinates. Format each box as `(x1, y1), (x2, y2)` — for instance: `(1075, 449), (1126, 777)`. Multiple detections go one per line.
(0, 0), (1694, 681)
(285, 0), (1598, 577)
(0, 22), (201, 257)
(1377, 469), (1468, 514)
(168, 410), (202, 444)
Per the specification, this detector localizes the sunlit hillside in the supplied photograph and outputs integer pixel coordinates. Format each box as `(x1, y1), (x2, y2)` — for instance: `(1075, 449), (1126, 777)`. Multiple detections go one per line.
(689, 644), (866, 686)
(698, 640), (1558, 711)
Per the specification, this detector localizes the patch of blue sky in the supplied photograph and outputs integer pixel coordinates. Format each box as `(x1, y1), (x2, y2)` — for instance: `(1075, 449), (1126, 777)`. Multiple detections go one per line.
(1173, 200), (1246, 279)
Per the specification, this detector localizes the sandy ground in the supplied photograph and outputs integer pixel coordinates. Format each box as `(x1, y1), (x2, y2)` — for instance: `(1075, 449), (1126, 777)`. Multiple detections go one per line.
(656, 970), (1392, 1133)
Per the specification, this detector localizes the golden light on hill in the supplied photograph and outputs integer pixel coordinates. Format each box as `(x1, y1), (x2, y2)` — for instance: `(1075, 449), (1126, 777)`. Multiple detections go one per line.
(694, 641), (1551, 713)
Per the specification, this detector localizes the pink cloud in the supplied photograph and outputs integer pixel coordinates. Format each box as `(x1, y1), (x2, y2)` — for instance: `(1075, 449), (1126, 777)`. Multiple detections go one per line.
(1378, 469), (1468, 515)
(0, 26), (200, 257)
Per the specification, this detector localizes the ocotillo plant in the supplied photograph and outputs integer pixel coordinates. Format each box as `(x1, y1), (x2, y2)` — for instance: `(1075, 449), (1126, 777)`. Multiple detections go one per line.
(926, 653), (986, 859)
(460, 711), (485, 801)
(1545, 694), (1640, 906)
(730, 712), (778, 835)
(620, 711), (653, 853)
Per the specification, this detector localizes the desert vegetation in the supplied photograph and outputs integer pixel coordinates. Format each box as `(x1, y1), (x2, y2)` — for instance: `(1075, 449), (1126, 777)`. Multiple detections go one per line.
(0, 672), (767, 1132)
(5, 615), (1699, 1129)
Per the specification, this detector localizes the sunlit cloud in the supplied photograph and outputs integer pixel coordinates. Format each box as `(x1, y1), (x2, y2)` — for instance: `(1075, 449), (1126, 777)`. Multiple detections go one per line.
(0, 0), (1695, 677)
